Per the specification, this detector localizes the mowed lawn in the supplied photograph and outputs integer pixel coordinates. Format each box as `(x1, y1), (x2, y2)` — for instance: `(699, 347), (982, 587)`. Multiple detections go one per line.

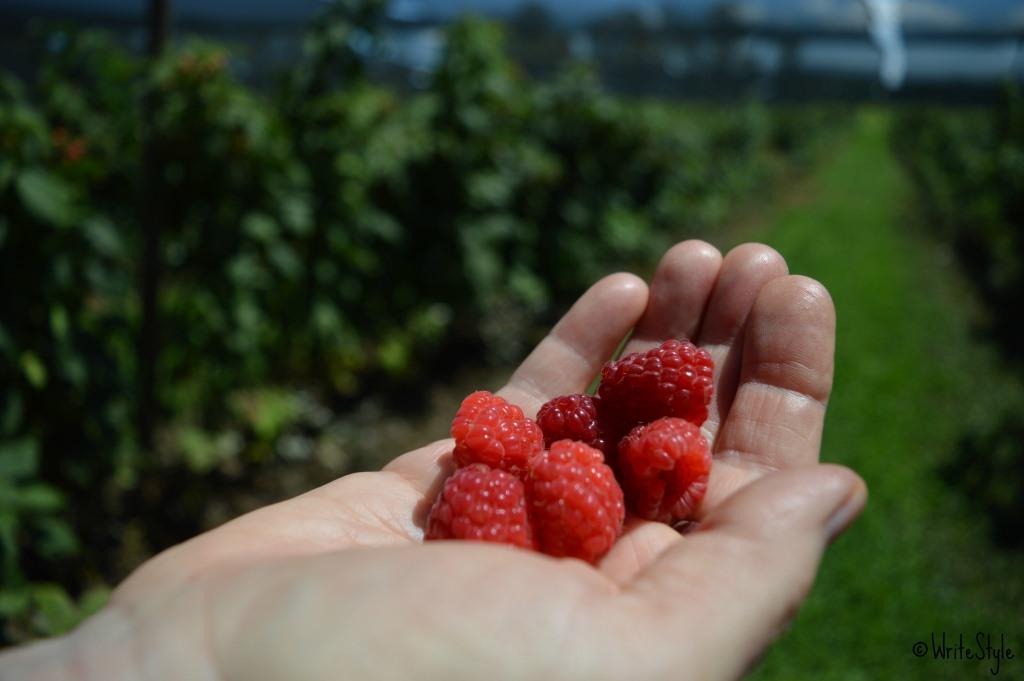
(724, 111), (1024, 679)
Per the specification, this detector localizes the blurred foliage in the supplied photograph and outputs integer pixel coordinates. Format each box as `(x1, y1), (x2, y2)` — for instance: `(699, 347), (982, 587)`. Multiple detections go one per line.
(942, 403), (1024, 549)
(893, 90), (1024, 549)
(893, 90), (1024, 355)
(0, 4), (843, 643)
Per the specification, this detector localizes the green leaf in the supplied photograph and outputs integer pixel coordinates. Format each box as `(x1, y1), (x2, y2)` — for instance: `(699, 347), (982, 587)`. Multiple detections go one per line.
(77, 585), (111, 619)
(242, 213), (278, 243)
(15, 169), (77, 228)
(50, 307), (69, 340)
(508, 266), (548, 312)
(31, 584), (80, 636)
(0, 586), (31, 617)
(175, 425), (243, 474)
(0, 160), (14, 192)
(20, 351), (47, 389)
(33, 516), (78, 558)
(177, 426), (218, 473)
(229, 389), (303, 442)
(377, 335), (410, 374)
(227, 253), (268, 288)
(268, 243), (302, 279)
(0, 512), (20, 582)
(0, 439), (38, 479)
(5, 484), (64, 512)
(83, 216), (123, 257)
(1, 392), (24, 435)
(281, 196), (313, 235)
(59, 351), (87, 389)
(0, 323), (12, 357)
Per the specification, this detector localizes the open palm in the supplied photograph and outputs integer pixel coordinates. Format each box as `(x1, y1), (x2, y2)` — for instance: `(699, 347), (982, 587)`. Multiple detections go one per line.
(3, 242), (865, 681)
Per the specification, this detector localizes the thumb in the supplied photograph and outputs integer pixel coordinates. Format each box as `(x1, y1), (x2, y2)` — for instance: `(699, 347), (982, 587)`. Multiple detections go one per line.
(623, 464), (866, 681)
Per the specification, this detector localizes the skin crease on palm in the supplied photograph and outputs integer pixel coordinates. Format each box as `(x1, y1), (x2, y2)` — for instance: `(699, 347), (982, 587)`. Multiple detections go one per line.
(0, 241), (868, 681)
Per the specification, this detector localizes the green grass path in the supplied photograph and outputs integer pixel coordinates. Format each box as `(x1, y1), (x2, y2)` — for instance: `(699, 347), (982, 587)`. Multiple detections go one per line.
(727, 111), (1024, 680)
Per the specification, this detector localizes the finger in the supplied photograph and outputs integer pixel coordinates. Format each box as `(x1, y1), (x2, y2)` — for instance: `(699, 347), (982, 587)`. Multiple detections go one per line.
(598, 518), (683, 584)
(380, 439), (455, 496)
(623, 240), (722, 355)
(622, 465), (866, 681)
(698, 244), (790, 347)
(499, 272), (648, 416)
(697, 243), (789, 439)
(714, 275), (836, 471)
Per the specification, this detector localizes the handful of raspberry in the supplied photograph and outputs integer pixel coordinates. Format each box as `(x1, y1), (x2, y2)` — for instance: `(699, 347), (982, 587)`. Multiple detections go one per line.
(425, 339), (714, 564)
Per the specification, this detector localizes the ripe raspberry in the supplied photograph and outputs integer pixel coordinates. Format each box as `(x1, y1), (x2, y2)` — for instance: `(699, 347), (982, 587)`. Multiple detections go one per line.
(425, 464), (535, 549)
(597, 338), (714, 434)
(527, 440), (625, 563)
(451, 391), (543, 475)
(618, 417), (711, 523)
(536, 394), (610, 454)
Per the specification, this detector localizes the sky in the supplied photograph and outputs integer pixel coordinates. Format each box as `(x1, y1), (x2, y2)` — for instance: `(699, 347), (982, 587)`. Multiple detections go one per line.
(4, 0), (1024, 29)
(3, 0), (1021, 82)
(439, 0), (1024, 29)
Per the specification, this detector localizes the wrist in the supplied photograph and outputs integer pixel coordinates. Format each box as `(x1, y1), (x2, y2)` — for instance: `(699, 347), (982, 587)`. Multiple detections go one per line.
(0, 634), (80, 681)
(0, 608), (140, 681)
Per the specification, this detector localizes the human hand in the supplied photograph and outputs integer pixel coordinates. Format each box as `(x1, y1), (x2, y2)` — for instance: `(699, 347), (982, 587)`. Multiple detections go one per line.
(1, 241), (866, 681)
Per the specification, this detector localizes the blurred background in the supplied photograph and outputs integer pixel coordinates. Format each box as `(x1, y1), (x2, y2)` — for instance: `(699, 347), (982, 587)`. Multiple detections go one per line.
(1, 0), (1023, 676)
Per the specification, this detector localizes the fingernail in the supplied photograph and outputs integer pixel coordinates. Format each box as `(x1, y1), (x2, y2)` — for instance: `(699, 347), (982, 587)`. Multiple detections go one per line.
(825, 477), (867, 542)
(671, 519), (700, 535)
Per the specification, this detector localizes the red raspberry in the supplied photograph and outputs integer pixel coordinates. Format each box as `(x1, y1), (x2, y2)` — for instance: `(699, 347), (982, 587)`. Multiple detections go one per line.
(425, 464), (535, 549)
(536, 394), (610, 454)
(451, 391), (543, 475)
(597, 338), (714, 434)
(618, 417), (711, 523)
(527, 440), (625, 564)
